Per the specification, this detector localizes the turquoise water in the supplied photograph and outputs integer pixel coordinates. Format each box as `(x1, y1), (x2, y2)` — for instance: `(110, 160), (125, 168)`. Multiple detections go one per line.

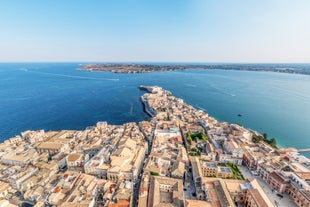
(0, 63), (309, 156)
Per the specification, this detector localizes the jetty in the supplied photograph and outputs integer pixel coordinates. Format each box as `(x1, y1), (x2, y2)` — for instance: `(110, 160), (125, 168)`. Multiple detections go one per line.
(298, 148), (310, 153)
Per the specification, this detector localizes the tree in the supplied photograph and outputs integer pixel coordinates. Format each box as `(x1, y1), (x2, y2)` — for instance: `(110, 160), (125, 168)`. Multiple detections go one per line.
(201, 132), (207, 141)
(252, 134), (264, 143)
(269, 138), (277, 147)
(263, 133), (268, 139)
(150, 171), (159, 176)
(252, 132), (277, 148)
(186, 132), (192, 144)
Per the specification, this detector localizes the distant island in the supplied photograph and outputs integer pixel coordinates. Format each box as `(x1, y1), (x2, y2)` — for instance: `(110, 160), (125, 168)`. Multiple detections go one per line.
(78, 63), (310, 75)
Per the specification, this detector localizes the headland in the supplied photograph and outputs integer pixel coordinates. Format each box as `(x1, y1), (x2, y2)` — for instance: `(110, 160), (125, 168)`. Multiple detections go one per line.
(0, 86), (308, 207)
(78, 63), (310, 75)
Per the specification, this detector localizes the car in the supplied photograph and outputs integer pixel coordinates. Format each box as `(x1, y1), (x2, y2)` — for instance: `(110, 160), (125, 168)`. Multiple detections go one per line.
(276, 193), (283, 198)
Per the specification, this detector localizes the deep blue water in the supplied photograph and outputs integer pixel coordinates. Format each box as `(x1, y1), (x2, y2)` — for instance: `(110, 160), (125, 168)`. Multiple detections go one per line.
(0, 63), (310, 156)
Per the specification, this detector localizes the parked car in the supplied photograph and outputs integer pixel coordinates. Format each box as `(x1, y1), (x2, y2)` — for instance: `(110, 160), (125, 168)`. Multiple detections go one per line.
(277, 193), (283, 198)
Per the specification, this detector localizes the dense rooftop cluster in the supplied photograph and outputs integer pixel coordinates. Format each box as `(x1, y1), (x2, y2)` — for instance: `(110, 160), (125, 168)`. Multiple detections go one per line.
(0, 86), (309, 207)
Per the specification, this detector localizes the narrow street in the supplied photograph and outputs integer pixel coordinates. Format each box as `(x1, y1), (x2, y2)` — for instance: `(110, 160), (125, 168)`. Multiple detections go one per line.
(240, 165), (297, 207)
(183, 168), (196, 200)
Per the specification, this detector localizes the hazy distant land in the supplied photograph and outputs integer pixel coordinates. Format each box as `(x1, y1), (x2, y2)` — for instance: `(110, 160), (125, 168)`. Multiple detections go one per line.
(78, 63), (310, 75)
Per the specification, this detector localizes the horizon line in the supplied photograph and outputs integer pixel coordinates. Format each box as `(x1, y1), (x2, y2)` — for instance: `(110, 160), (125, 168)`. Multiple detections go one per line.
(1, 61), (310, 64)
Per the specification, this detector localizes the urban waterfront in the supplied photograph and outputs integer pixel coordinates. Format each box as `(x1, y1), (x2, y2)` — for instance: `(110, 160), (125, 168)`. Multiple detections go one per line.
(0, 63), (310, 154)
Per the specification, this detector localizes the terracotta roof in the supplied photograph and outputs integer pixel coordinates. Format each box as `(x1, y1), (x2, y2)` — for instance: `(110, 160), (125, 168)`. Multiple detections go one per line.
(269, 172), (287, 184)
(67, 153), (82, 162)
(296, 172), (310, 180)
(37, 142), (63, 150)
(108, 199), (130, 207)
(247, 189), (269, 207)
(185, 199), (212, 207)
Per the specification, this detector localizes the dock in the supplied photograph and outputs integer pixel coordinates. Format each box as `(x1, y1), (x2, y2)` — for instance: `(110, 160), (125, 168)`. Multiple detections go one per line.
(298, 148), (310, 153)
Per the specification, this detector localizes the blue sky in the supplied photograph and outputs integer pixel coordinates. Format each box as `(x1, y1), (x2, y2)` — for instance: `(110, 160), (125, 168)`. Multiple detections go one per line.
(0, 0), (309, 62)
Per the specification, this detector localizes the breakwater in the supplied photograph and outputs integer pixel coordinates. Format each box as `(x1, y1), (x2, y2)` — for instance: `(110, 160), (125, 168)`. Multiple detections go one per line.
(140, 95), (156, 117)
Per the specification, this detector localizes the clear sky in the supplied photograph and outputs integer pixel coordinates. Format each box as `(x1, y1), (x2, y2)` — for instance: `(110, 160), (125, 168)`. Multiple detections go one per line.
(0, 0), (309, 63)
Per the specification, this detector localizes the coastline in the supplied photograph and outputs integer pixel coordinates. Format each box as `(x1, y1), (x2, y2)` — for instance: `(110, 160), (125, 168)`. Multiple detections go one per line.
(0, 85), (309, 207)
(139, 86), (280, 152)
(144, 86), (310, 159)
(1, 84), (306, 155)
(77, 63), (310, 76)
(140, 95), (156, 117)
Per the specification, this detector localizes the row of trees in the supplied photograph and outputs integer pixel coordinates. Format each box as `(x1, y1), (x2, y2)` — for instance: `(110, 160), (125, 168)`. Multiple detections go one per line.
(252, 132), (277, 148)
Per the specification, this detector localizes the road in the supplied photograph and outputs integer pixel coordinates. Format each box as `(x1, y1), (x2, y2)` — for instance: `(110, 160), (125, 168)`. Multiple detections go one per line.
(240, 165), (297, 207)
(183, 167), (197, 200)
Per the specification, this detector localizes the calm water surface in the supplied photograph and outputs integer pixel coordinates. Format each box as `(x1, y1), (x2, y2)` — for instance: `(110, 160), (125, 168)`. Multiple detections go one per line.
(0, 63), (309, 156)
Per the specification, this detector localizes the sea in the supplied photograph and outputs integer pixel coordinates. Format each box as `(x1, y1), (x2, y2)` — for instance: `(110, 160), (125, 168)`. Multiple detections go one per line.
(1, 63), (310, 157)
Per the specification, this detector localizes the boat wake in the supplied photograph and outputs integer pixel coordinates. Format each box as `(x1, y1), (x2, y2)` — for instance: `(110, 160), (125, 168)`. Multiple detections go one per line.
(208, 84), (236, 97)
(2, 97), (31, 101)
(27, 71), (120, 81)
(19, 68), (28, 72)
(185, 84), (197, 88)
(196, 105), (207, 112)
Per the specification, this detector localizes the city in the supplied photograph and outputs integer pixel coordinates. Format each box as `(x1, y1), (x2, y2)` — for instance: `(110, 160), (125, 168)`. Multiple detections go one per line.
(0, 86), (309, 207)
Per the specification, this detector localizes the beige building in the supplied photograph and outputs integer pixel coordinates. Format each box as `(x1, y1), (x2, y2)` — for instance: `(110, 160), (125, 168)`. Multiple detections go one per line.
(84, 146), (110, 179)
(171, 161), (185, 179)
(286, 172), (310, 207)
(36, 142), (67, 155)
(288, 188), (310, 207)
(266, 171), (289, 193)
(200, 161), (233, 179)
(1, 152), (30, 167)
(185, 199), (212, 207)
(244, 178), (275, 207)
(245, 189), (270, 207)
(138, 175), (150, 207)
(201, 178), (236, 206)
(21, 130), (45, 144)
(1, 149), (38, 167)
(147, 176), (184, 207)
(201, 162), (217, 177)
(85, 137), (147, 182)
(0, 181), (11, 199)
(257, 162), (276, 181)
(0, 200), (18, 207)
(217, 166), (234, 179)
(8, 167), (39, 190)
(8, 136), (22, 145)
(49, 171), (105, 206)
(66, 152), (88, 172)
(200, 178), (275, 207)
(146, 122), (188, 182)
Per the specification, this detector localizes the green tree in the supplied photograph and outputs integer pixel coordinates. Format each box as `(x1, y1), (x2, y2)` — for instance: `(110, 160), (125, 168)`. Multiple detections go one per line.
(186, 132), (192, 144)
(263, 133), (268, 139)
(150, 171), (159, 176)
(269, 137), (277, 147)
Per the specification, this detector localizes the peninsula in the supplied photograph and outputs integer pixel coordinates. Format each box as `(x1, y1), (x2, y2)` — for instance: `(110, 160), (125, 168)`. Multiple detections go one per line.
(78, 63), (310, 75)
(0, 86), (309, 207)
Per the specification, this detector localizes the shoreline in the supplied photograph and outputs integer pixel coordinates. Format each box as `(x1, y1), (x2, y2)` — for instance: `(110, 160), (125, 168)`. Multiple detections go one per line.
(77, 63), (310, 76)
(0, 85), (309, 207)
(1, 85), (307, 155)
(138, 86), (306, 156)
